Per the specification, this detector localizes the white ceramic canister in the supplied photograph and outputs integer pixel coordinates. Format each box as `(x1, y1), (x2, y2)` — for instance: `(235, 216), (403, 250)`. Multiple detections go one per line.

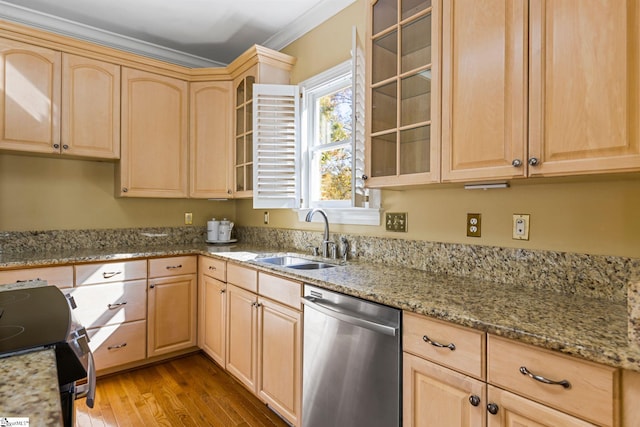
(218, 218), (234, 241)
(207, 218), (220, 241)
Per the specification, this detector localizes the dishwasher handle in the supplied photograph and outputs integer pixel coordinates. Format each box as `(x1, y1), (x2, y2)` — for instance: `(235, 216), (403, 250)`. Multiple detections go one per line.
(302, 296), (398, 337)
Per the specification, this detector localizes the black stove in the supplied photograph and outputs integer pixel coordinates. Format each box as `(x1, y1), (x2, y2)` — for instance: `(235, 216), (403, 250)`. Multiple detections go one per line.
(0, 285), (95, 426)
(0, 286), (70, 356)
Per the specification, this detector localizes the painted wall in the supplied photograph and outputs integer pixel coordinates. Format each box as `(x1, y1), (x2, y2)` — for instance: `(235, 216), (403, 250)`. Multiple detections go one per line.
(236, 0), (640, 259)
(0, 153), (235, 231)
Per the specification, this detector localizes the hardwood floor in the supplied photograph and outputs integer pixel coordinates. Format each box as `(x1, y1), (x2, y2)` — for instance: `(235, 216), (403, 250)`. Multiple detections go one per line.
(75, 353), (289, 427)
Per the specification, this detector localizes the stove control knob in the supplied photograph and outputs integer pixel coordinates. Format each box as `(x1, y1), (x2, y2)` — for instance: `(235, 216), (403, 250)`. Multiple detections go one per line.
(65, 293), (77, 309)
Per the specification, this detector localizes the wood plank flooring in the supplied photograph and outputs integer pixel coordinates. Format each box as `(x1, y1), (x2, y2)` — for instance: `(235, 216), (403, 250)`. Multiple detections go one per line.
(75, 353), (289, 427)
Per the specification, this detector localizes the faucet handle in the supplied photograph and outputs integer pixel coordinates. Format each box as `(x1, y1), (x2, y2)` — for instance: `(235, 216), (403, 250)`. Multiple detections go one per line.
(306, 245), (319, 256)
(340, 237), (350, 261)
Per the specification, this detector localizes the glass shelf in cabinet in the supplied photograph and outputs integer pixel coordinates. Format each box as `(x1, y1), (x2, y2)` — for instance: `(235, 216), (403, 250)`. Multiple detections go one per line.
(401, 14), (432, 73)
(372, 30), (398, 84)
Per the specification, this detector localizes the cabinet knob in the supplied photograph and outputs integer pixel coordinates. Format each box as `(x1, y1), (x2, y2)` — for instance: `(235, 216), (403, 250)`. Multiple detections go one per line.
(62, 144), (69, 150)
(528, 157), (540, 166)
(122, 188), (128, 193)
(53, 143), (60, 149)
(361, 174), (368, 180)
(149, 284), (155, 289)
(511, 159), (522, 167)
(220, 289), (226, 294)
(469, 395), (481, 407)
(487, 403), (499, 415)
(227, 189), (232, 195)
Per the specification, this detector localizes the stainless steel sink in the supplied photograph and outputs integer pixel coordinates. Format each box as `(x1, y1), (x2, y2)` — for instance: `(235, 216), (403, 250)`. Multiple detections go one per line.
(256, 256), (337, 270)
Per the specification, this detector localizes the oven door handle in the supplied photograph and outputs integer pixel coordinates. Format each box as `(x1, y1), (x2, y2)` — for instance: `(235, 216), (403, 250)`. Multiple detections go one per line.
(75, 350), (96, 408)
(302, 296), (398, 336)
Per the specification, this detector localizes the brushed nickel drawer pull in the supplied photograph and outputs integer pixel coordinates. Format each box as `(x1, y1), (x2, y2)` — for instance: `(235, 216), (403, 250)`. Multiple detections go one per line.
(423, 335), (456, 351)
(208, 266), (217, 270)
(519, 366), (571, 389)
(103, 271), (122, 279)
(166, 264), (183, 269)
(107, 343), (127, 350)
(107, 302), (127, 309)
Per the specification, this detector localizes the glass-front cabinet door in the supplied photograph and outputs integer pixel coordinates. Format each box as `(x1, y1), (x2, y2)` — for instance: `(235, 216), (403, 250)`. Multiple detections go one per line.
(234, 71), (256, 198)
(366, 0), (441, 187)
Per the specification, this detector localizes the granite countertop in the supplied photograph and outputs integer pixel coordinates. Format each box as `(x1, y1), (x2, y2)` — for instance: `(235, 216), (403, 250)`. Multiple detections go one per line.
(0, 280), (63, 426)
(1, 243), (639, 373)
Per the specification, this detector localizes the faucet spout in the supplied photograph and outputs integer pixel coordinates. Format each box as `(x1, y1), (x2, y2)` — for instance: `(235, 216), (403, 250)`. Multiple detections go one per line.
(305, 208), (331, 256)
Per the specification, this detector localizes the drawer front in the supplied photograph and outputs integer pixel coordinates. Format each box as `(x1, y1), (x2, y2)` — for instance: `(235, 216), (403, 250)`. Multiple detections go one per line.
(199, 256), (226, 282)
(75, 260), (147, 285)
(227, 262), (257, 293)
(488, 334), (618, 427)
(69, 279), (147, 327)
(149, 256), (197, 278)
(0, 266), (74, 289)
(403, 312), (485, 379)
(258, 272), (302, 310)
(88, 320), (146, 371)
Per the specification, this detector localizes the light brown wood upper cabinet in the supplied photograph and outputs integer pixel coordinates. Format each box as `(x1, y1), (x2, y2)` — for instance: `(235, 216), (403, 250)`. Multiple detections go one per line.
(442, 0), (640, 182)
(0, 39), (61, 154)
(62, 53), (120, 159)
(118, 67), (188, 197)
(189, 81), (233, 198)
(365, 0), (442, 187)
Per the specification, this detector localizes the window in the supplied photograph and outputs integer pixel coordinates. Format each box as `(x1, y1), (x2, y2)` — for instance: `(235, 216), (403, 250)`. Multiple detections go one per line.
(253, 29), (380, 225)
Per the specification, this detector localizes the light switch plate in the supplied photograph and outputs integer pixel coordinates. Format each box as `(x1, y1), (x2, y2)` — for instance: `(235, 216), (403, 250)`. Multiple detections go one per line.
(385, 212), (407, 232)
(184, 212), (193, 225)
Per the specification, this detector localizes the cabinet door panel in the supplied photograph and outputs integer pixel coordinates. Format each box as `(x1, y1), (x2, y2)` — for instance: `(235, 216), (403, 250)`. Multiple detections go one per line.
(0, 39), (61, 153)
(441, 0), (527, 182)
(486, 385), (596, 427)
(119, 67), (188, 197)
(190, 81), (232, 198)
(198, 274), (226, 366)
(529, 0), (640, 176)
(403, 352), (485, 427)
(147, 274), (197, 357)
(226, 283), (258, 391)
(62, 54), (120, 158)
(258, 297), (301, 426)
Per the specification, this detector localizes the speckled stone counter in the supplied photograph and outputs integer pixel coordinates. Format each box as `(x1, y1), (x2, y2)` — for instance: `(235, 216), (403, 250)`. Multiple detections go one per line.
(1, 242), (639, 374)
(0, 281), (63, 426)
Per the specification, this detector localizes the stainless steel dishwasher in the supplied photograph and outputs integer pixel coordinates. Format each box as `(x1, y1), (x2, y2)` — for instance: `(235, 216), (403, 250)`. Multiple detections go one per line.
(301, 284), (401, 427)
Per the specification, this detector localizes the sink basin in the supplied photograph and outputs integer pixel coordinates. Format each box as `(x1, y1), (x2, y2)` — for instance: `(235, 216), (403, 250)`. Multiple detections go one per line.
(256, 256), (337, 270)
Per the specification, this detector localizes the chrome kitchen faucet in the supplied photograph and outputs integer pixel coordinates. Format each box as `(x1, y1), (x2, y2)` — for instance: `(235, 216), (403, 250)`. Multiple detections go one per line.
(305, 208), (333, 258)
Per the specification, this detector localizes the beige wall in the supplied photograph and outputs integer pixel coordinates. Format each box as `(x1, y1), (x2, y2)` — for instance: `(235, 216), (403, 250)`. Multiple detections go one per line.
(1, 0), (639, 260)
(0, 153), (236, 231)
(237, 0), (640, 259)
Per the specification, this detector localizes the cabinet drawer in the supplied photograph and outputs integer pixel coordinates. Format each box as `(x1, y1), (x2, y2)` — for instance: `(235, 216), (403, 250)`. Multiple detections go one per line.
(403, 312), (485, 379)
(227, 262), (257, 293)
(200, 256), (226, 282)
(488, 335), (619, 427)
(149, 256), (197, 278)
(0, 266), (73, 289)
(88, 320), (146, 371)
(258, 272), (302, 310)
(75, 260), (147, 285)
(69, 279), (146, 327)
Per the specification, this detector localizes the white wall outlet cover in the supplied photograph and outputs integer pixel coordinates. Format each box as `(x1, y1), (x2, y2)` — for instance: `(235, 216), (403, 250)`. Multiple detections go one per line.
(512, 214), (530, 240)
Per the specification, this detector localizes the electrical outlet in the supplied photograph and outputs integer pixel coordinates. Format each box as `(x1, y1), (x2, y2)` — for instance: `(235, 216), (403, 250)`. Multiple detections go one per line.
(184, 212), (193, 225)
(467, 213), (481, 237)
(513, 214), (530, 240)
(385, 212), (407, 232)
(264, 211), (270, 225)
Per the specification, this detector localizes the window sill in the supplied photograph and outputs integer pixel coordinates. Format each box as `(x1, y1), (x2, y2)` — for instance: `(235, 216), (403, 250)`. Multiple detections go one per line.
(296, 207), (381, 226)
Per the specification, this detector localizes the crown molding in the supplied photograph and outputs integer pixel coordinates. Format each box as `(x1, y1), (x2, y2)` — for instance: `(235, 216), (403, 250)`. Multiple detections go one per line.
(0, 1), (226, 68)
(260, 0), (356, 51)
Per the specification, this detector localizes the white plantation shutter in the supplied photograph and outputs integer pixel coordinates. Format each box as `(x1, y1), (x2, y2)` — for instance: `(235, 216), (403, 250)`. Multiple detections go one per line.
(252, 84), (300, 209)
(352, 27), (366, 207)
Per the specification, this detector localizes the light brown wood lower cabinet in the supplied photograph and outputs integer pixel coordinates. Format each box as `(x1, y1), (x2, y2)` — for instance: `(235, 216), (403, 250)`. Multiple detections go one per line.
(403, 352), (486, 427)
(226, 282), (259, 390)
(147, 273), (197, 357)
(486, 385), (595, 427)
(87, 319), (147, 371)
(258, 295), (302, 427)
(198, 272), (227, 367)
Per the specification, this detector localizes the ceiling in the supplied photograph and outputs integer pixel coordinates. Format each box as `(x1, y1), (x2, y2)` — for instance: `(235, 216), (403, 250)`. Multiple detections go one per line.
(0, 0), (355, 67)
